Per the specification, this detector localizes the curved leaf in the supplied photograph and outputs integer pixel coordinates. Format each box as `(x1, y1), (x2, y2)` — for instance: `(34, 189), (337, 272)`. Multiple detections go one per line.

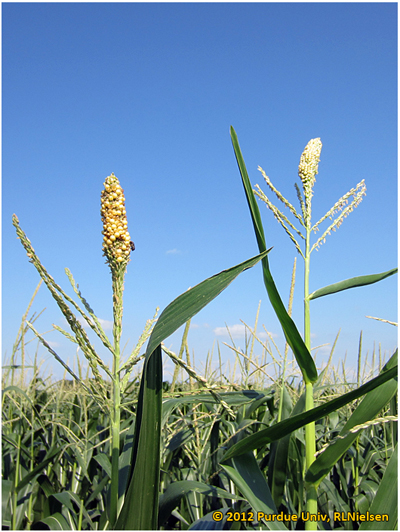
(221, 454), (287, 530)
(146, 249), (270, 358)
(221, 364), (397, 461)
(230, 126), (317, 384)
(309, 268), (398, 300)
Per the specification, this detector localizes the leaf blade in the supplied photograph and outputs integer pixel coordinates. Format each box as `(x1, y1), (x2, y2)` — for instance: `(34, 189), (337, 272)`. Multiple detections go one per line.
(115, 344), (163, 530)
(230, 126), (317, 384)
(221, 454), (287, 530)
(146, 249), (270, 358)
(309, 268), (398, 300)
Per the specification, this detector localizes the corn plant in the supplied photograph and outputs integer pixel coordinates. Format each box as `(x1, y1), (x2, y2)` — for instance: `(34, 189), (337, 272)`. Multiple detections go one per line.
(222, 127), (398, 529)
(10, 172), (271, 529)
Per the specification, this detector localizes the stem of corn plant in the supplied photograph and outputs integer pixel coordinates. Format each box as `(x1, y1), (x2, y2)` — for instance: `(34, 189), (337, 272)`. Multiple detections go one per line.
(304, 240), (318, 527)
(100, 173), (132, 528)
(300, 140), (320, 530)
(78, 499), (84, 531)
(110, 270), (124, 527)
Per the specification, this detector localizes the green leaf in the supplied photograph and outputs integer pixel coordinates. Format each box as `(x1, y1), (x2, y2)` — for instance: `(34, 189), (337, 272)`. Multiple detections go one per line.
(117, 251), (271, 530)
(51, 492), (95, 529)
(269, 385), (292, 508)
(35, 513), (72, 530)
(221, 364), (397, 461)
(118, 413), (136, 500)
(2, 480), (12, 526)
(305, 350), (398, 487)
(359, 444), (397, 530)
(93, 453), (111, 479)
(146, 249), (270, 358)
(158, 480), (244, 527)
(115, 344), (163, 530)
(309, 268), (398, 300)
(16, 446), (65, 491)
(221, 454), (287, 530)
(162, 390), (274, 427)
(230, 126), (317, 384)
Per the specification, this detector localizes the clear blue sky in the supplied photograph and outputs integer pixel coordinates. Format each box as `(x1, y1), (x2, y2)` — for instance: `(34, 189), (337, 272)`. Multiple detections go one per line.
(3, 3), (397, 383)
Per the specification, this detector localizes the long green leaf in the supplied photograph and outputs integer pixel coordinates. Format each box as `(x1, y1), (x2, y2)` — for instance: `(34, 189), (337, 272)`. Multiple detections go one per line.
(359, 444), (397, 530)
(221, 364), (397, 461)
(221, 454), (287, 530)
(309, 268), (398, 300)
(117, 250), (270, 530)
(305, 350), (398, 486)
(146, 249), (270, 358)
(230, 126), (317, 384)
(115, 344), (162, 530)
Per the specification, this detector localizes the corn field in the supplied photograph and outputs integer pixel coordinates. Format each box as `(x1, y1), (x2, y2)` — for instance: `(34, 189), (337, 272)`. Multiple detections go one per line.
(2, 128), (397, 530)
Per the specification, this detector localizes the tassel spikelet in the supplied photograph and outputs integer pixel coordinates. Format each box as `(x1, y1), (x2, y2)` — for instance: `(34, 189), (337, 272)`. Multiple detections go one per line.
(101, 173), (131, 270)
(298, 138), (322, 227)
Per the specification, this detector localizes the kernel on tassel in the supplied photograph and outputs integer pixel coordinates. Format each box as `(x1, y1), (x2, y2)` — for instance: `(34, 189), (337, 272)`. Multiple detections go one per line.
(101, 173), (131, 270)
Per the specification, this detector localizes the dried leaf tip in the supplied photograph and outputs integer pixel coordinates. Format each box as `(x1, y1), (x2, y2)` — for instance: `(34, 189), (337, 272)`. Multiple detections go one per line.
(101, 173), (131, 270)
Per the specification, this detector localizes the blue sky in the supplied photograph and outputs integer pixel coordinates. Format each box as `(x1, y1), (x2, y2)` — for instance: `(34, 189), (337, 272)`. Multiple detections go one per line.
(3, 2), (397, 383)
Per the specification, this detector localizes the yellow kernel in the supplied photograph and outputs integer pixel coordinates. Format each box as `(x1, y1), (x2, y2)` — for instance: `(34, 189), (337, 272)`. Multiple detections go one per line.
(110, 235), (116, 241)
(116, 256), (124, 262)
